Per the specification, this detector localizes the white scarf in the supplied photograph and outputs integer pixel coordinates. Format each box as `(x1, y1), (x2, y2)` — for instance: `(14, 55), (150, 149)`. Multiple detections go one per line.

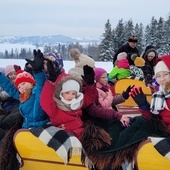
(60, 92), (84, 110)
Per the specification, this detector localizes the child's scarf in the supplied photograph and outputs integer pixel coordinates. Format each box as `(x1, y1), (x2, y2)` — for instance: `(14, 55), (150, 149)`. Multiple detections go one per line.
(150, 91), (170, 114)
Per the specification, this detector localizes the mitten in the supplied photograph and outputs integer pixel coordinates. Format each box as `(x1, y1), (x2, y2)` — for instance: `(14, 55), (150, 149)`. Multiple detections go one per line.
(81, 65), (94, 85)
(25, 49), (44, 73)
(130, 86), (150, 110)
(122, 85), (134, 100)
(46, 60), (61, 82)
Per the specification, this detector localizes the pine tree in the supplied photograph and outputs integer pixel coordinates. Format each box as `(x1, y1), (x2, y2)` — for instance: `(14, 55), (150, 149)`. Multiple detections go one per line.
(134, 23), (144, 54)
(99, 19), (114, 61)
(149, 17), (158, 47)
(113, 19), (125, 52)
(124, 19), (135, 40)
(163, 16), (170, 54)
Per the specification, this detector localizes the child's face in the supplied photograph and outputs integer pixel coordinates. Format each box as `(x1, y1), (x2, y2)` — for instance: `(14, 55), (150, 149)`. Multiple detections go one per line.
(99, 72), (108, 86)
(7, 71), (16, 83)
(18, 82), (34, 94)
(61, 90), (77, 101)
(155, 71), (170, 89)
(147, 55), (154, 61)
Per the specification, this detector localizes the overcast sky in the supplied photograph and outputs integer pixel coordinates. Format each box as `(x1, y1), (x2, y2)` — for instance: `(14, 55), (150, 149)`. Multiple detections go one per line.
(1, 0), (170, 38)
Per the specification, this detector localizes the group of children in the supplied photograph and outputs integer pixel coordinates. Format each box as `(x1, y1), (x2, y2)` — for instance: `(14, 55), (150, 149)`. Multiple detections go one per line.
(0, 48), (170, 170)
(108, 45), (158, 91)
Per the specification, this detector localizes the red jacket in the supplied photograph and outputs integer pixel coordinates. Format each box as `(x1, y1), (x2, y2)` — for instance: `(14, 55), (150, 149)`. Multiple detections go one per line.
(140, 98), (170, 130)
(40, 74), (96, 139)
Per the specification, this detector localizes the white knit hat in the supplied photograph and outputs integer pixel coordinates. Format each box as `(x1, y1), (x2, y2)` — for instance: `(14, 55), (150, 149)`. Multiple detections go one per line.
(154, 60), (170, 76)
(117, 52), (127, 61)
(61, 79), (80, 93)
(60, 79), (84, 110)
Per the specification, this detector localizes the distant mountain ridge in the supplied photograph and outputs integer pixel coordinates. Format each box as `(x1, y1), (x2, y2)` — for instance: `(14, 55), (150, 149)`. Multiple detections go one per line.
(0, 35), (100, 45)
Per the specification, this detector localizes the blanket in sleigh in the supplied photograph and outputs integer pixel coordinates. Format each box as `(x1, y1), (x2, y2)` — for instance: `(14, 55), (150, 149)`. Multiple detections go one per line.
(29, 124), (82, 164)
(149, 136), (170, 160)
(81, 116), (170, 170)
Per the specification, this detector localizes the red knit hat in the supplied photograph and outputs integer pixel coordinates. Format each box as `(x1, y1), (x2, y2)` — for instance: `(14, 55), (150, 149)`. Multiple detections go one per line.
(156, 54), (170, 69)
(14, 70), (36, 88)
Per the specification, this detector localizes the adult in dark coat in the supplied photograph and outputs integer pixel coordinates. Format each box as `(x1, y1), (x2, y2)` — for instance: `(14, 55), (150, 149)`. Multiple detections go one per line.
(113, 36), (139, 66)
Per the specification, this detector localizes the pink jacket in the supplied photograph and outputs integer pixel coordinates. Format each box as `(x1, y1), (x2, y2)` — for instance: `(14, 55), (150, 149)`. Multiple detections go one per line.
(96, 82), (113, 109)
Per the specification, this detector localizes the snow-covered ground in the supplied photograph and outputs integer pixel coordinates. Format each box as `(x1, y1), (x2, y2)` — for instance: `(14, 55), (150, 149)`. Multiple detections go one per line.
(0, 59), (113, 73)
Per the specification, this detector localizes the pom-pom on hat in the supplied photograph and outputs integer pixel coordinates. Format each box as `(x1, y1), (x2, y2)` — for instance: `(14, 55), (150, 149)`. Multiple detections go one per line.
(155, 54), (170, 76)
(5, 65), (15, 76)
(14, 70), (36, 88)
(94, 68), (107, 82)
(128, 36), (138, 43)
(117, 52), (127, 61)
(134, 57), (145, 67)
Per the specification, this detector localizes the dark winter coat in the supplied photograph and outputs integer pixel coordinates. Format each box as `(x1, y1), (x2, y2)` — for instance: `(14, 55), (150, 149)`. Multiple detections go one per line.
(113, 43), (139, 65)
(142, 46), (158, 77)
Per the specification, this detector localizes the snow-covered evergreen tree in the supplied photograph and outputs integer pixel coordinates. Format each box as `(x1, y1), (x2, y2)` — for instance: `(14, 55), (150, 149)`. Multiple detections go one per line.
(124, 20), (135, 40)
(134, 23), (144, 54)
(99, 19), (114, 61)
(113, 19), (125, 52)
(148, 17), (158, 47)
(157, 17), (166, 55)
(163, 16), (170, 54)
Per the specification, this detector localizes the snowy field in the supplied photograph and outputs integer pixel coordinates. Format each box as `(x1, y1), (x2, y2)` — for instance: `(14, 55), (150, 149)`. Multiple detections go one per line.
(0, 59), (113, 73)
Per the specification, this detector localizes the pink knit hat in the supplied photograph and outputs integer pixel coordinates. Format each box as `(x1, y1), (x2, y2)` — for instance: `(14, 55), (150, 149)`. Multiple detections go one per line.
(94, 68), (107, 82)
(117, 52), (127, 61)
(5, 65), (15, 76)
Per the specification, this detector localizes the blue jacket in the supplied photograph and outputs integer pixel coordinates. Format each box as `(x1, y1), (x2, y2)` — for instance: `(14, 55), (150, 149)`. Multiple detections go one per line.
(0, 71), (49, 128)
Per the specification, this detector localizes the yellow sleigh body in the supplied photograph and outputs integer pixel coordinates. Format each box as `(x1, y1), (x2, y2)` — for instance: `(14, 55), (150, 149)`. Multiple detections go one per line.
(14, 129), (88, 170)
(14, 130), (170, 170)
(135, 139), (170, 170)
(114, 78), (152, 115)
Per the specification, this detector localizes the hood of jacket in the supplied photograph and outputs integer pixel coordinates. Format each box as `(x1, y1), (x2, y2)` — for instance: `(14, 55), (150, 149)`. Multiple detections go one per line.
(54, 73), (83, 100)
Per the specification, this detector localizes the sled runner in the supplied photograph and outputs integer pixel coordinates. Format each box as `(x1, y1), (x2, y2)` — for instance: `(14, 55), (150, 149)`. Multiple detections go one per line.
(13, 129), (88, 170)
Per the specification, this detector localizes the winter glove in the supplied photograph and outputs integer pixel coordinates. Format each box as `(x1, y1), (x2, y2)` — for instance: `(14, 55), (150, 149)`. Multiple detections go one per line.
(46, 59), (61, 82)
(130, 86), (150, 110)
(122, 85), (134, 100)
(81, 65), (95, 85)
(25, 49), (44, 73)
